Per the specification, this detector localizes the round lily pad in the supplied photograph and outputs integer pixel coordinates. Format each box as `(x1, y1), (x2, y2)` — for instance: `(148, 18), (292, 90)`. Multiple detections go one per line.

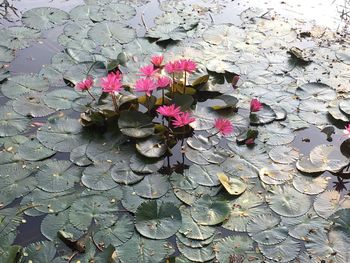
(22, 7), (69, 30)
(81, 162), (118, 191)
(17, 138), (56, 161)
(314, 190), (350, 219)
(135, 201), (182, 239)
(36, 160), (81, 192)
(88, 22), (136, 45)
(93, 213), (134, 247)
(133, 173), (170, 199)
(136, 136), (167, 158)
(118, 111), (154, 139)
(111, 160), (144, 185)
(217, 172), (247, 195)
(266, 185), (312, 217)
(258, 237), (301, 263)
(68, 195), (118, 231)
(129, 154), (163, 174)
(0, 105), (30, 137)
(292, 174), (328, 195)
(191, 195), (230, 226)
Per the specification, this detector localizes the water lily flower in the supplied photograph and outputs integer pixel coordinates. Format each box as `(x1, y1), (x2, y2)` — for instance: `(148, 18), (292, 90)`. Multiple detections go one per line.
(135, 78), (157, 97)
(214, 118), (234, 136)
(343, 124), (350, 137)
(151, 55), (164, 67)
(179, 59), (197, 74)
(157, 104), (181, 118)
(139, 64), (158, 78)
(100, 72), (122, 94)
(250, 98), (263, 112)
(172, 112), (195, 128)
(76, 76), (94, 91)
(245, 138), (255, 145)
(157, 76), (172, 89)
(164, 60), (182, 74)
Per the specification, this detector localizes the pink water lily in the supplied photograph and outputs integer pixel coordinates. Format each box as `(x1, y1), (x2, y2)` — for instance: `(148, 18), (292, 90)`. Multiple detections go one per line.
(172, 112), (195, 128)
(139, 64), (158, 78)
(135, 78), (157, 97)
(157, 104), (181, 118)
(100, 72), (122, 94)
(157, 76), (172, 89)
(151, 55), (164, 67)
(165, 60), (182, 74)
(250, 98), (263, 112)
(179, 59), (197, 74)
(214, 118), (234, 136)
(76, 76), (94, 91)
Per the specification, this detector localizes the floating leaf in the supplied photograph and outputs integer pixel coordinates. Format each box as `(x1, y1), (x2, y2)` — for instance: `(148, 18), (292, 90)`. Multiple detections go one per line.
(249, 103), (277, 125)
(133, 173), (169, 199)
(191, 195), (230, 225)
(217, 172), (246, 195)
(21, 241), (56, 263)
(269, 145), (299, 164)
(68, 195), (118, 231)
(266, 185), (311, 217)
(0, 105), (30, 137)
(111, 160), (144, 185)
(136, 136), (167, 158)
(93, 214), (134, 247)
(129, 154), (163, 174)
(177, 240), (215, 262)
(0, 26), (41, 50)
(292, 174), (328, 195)
(259, 237), (301, 263)
(82, 162), (118, 191)
(135, 201), (182, 239)
(314, 190), (350, 219)
(88, 22), (136, 45)
(22, 7), (69, 30)
(17, 138), (56, 161)
(13, 92), (55, 117)
(118, 111), (154, 138)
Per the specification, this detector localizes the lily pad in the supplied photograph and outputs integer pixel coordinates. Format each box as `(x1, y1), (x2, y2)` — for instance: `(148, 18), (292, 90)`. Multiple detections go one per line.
(135, 201), (182, 239)
(82, 162), (118, 190)
(259, 237), (301, 263)
(0, 105), (30, 137)
(17, 138), (56, 161)
(22, 7), (69, 30)
(217, 172), (247, 195)
(190, 195), (230, 226)
(133, 173), (169, 199)
(136, 136), (167, 158)
(118, 111), (154, 138)
(314, 190), (350, 219)
(88, 22), (136, 45)
(111, 160), (144, 185)
(129, 154), (163, 174)
(266, 185), (312, 217)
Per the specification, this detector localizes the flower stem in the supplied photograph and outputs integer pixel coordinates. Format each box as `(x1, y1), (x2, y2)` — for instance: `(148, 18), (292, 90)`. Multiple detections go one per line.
(181, 126), (185, 147)
(111, 94), (118, 112)
(172, 73), (175, 94)
(207, 130), (219, 139)
(162, 89), (165, 105)
(87, 89), (96, 100)
(184, 72), (187, 94)
(146, 94), (150, 112)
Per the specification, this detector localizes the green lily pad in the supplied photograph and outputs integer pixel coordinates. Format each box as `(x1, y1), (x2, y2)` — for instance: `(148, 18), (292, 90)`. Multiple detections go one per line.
(43, 89), (80, 110)
(22, 7), (69, 30)
(13, 92), (55, 117)
(21, 241), (56, 263)
(188, 164), (222, 187)
(314, 190), (350, 219)
(0, 26), (41, 50)
(292, 174), (329, 195)
(1, 74), (49, 99)
(129, 154), (163, 174)
(68, 195), (118, 231)
(17, 138), (56, 161)
(296, 82), (336, 101)
(191, 195), (230, 226)
(111, 160), (144, 185)
(269, 145), (299, 164)
(0, 105), (30, 137)
(133, 173), (170, 199)
(135, 201), (182, 239)
(266, 185), (312, 217)
(93, 213), (134, 247)
(247, 214), (288, 245)
(258, 237), (301, 263)
(0, 46), (14, 63)
(136, 136), (167, 158)
(118, 111), (154, 138)
(177, 240), (215, 263)
(115, 233), (174, 263)
(70, 144), (93, 166)
(88, 22), (136, 45)
(249, 103), (277, 125)
(36, 160), (81, 192)
(82, 162), (118, 191)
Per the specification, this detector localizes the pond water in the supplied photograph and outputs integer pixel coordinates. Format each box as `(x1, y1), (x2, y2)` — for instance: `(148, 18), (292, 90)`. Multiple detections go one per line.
(1, 0), (350, 262)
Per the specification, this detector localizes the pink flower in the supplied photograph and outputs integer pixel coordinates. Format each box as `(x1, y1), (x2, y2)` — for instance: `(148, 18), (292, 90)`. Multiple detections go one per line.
(135, 78), (157, 97)
(76, 76), (94, 91)
(157, 76), (172, 89)
(157, 104), (181, 118)
(164, 60), (182, 74)
(139, 64), (158, 78)
(344, 124), (350, 137)
(250, 98), (263, 112)
(172, 112), (195, 128)
(100, 72), (122, 94)
(151, 55), (164, 67)
(179, 59), (197, 74)
(214, 118), (234, 136)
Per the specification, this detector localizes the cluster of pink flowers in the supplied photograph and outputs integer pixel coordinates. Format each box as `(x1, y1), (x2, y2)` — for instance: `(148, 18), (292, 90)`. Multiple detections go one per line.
(164, 59), (197, 74)
(135, 55), (173, 97)
(157, 104), (195, 128)
(100, 72), (122, 94)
